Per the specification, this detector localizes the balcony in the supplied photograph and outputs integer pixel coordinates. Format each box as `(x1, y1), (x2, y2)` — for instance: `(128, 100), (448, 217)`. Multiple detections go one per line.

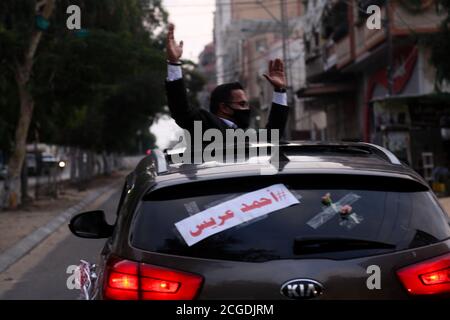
(353, 21), (386, 59)
(392, 1), (444, 35)
(336, 36), (352, 68)
(305, 56), (324, 81)
(305, 0), (444, 81)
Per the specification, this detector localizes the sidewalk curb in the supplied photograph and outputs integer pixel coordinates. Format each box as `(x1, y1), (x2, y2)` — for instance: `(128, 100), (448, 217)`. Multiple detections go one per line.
(0, 183), (118, 274)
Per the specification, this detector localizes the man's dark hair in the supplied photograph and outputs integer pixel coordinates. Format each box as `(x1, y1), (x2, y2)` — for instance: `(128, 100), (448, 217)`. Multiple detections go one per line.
(209, 82), (244, 114)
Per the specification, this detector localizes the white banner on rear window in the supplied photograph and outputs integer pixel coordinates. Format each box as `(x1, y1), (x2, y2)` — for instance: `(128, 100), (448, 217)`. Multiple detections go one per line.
(175, 184), (300, 246)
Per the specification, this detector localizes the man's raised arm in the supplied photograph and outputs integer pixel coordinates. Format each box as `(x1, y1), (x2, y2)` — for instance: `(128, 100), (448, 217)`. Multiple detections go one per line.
(165, 23), (203, 131)
(166, 23), (184, 81)
(263, 59), (289, 134)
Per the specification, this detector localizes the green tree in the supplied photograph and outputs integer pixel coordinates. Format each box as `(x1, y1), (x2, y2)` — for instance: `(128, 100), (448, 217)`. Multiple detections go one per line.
(0, 0), (56, 209)
(182, 61), (206, 109)
(0, 0), (168, 208)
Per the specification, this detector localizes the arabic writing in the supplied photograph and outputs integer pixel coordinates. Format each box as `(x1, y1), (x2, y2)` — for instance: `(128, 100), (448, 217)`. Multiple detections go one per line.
(189, 210), (235, 237)
(175, 184), (301, 246)
(240, 196), (275, 213)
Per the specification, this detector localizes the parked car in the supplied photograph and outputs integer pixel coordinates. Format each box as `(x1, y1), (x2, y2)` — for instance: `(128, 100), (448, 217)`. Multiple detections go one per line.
(69, 141), (450, 300)
(42, 153), (67, 171)
(26, 152), (66, 175)
(26, 153), (38, 175)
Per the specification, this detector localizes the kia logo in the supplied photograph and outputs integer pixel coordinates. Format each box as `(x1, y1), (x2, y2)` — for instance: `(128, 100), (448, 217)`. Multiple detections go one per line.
(280, 279), (324, 299)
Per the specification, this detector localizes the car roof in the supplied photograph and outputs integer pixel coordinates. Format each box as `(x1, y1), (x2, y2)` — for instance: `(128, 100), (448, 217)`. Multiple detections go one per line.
(132, 141), (428, 190)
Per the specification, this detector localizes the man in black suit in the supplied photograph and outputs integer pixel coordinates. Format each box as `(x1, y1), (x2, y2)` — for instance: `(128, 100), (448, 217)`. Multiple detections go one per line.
(165, 23), (289, 137)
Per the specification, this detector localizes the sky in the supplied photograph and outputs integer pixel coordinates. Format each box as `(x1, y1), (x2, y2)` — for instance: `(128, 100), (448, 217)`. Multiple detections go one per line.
(162, 0), (215, 62)
(150, 1), (215, 150)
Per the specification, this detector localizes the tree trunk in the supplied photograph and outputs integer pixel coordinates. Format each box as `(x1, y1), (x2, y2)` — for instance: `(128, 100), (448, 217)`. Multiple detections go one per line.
(94, 153), (101, 176)
(2, 83), (35, 209)
(0, 0), (56, 210)
(69, 147), (77, 183)
(77, 151), (83, 191)
(21, 155), (31, 204)
(77, 151), (88, 191)
(87, 151), (95, 179)
(102, 152), (111, 176)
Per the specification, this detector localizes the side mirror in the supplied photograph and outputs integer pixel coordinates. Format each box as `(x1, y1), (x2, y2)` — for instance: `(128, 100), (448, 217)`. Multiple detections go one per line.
(69, 210), (113, 239)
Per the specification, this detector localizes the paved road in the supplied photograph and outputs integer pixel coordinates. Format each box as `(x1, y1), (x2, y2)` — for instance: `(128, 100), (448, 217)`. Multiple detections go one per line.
(0, 189), (120, 300)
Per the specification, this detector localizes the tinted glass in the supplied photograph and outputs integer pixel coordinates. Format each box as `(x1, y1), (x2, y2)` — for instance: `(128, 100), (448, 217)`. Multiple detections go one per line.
(130, 175), (450, 261)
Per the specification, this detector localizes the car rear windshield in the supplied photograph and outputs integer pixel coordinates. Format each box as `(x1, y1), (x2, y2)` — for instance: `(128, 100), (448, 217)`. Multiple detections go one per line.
(130, 175), (450, 262)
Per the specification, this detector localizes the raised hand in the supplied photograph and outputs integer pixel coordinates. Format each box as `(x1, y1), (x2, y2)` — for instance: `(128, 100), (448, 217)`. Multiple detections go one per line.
(263, 59), (286, 89)
(166, 23), (183, 63)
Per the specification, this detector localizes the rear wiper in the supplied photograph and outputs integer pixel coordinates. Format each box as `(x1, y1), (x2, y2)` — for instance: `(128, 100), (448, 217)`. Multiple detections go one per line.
(293, 237), (396, 255)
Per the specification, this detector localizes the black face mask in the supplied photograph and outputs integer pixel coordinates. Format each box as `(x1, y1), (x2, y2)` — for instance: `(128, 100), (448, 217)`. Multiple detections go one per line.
(228, 105), (251, 129)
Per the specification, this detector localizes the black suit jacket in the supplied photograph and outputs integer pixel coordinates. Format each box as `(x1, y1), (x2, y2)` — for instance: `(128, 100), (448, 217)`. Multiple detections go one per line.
(165, 78), (289, 137)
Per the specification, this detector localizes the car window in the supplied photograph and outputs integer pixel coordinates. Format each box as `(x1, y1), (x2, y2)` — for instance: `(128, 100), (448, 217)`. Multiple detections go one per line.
(130, 175), (450, 262)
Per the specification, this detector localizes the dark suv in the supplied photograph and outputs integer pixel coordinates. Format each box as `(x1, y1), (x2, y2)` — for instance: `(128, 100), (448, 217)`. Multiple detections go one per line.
(69, 142), (450, 300)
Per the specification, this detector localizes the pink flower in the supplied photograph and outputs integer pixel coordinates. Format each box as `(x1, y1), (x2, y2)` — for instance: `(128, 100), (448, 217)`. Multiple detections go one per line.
(321, 193), (332, 206)
(340, 205), (352, 215)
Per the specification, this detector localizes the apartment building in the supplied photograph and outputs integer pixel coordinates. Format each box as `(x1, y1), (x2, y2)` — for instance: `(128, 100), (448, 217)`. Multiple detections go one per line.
(299, 0), (450, 179)
(197, 42), (217, 110)
(214, 0), (305, 132)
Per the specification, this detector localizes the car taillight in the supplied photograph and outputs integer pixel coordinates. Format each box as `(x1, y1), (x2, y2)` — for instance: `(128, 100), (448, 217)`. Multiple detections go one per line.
(396, 252), (450, 296)
(103, 257), (203, 300)
(109, 272), (139, 290)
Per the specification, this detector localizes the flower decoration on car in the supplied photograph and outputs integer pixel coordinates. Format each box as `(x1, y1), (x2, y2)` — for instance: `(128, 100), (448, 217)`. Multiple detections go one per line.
(321, 193), (332, 206)
(339, 205), (352, 218)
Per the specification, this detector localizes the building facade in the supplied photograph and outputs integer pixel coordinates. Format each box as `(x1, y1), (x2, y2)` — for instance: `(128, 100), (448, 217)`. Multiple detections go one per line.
(197, 42), (217, 110)
(299, 0), (450, 182)
(214, 0), (305, 132)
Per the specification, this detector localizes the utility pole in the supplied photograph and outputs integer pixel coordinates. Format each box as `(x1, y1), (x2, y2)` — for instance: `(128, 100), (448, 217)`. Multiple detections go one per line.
(279, 0), (295, 139)
(385, 0), (394, 96)
(251, 0), (297, 138)
(280, 0), (288, 90)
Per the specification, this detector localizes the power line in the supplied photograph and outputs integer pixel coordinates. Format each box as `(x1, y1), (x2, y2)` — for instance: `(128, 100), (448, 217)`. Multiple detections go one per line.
(213, 1), (361, 80)
(164, 0), (288, 7)
(216, 49), (303, 79)
(216, 46), (297, 78)
(391, 5), (443, 39)
(215, 42), (304, 80)
(215, 1), (444, 79)
(164, 0), (300, 9)
(163, 0), (302, 21)
(214, 0), (302, 76)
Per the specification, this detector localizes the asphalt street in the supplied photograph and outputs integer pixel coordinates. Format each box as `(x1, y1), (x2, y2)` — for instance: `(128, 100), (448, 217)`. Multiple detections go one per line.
(0, 189), (121, 300)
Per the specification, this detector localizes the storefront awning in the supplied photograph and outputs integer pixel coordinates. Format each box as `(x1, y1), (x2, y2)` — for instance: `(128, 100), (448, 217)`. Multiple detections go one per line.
(370, 92), (450, 104)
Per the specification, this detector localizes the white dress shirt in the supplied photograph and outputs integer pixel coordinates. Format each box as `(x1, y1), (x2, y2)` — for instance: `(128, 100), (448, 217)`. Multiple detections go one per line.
(167, 63), (289, 111)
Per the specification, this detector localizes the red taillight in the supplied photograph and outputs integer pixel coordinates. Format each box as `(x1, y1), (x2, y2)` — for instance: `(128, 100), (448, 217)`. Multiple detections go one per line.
(421, 269), (450, 285)
(108, 272), (139, 290)
(397, 252), (450, 296)
(141, 278), (179, 293)
(103, 257), (203, 300)
(140, 263), (202, 300)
